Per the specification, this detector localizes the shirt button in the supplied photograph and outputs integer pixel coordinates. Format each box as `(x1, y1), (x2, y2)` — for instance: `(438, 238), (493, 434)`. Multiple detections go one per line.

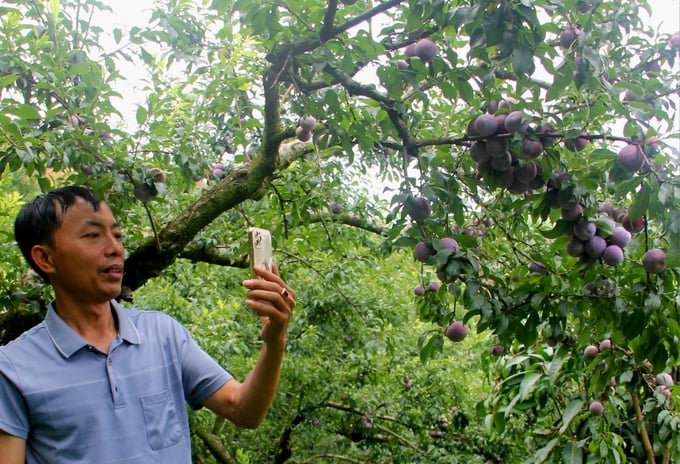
(107, 359), (112, 366)
(87, 346), (94, 351)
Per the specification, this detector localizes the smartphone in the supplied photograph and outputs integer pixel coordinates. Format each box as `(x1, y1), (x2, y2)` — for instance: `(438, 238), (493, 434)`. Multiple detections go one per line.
(248, 227), (273, 278)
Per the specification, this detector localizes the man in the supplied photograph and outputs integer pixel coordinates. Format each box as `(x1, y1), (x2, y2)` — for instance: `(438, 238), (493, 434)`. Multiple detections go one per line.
(0, 186), (295, 463)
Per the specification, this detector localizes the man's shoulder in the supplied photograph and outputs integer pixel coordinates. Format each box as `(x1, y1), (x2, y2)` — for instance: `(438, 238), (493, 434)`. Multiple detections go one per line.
(121, 307), (184, 332)
(0, 321), (48, 355)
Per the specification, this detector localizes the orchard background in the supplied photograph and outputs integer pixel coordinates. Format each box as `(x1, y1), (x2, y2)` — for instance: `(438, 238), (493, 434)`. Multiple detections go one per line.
(1, 0), (679, 462)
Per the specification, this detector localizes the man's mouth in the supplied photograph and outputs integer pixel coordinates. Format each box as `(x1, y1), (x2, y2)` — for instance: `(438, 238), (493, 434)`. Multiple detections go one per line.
(102, 265), (124, 275)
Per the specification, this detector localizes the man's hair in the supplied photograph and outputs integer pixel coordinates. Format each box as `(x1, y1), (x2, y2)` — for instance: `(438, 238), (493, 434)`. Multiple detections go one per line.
(14, 186), (101, 282)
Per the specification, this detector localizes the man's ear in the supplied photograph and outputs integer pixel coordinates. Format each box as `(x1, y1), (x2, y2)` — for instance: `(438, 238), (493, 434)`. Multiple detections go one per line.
(31, 245), (55, 276)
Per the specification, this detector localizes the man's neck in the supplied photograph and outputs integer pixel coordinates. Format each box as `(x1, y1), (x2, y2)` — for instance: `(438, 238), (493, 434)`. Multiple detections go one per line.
(53, 298), (118, 353)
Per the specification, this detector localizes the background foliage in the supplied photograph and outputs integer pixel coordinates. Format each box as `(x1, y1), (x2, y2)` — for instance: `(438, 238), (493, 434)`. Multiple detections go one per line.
(1, 0), (679, 462)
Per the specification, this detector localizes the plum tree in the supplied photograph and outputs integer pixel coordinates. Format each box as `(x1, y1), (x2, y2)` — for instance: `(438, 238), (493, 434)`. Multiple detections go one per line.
(2, 1), (679, 462)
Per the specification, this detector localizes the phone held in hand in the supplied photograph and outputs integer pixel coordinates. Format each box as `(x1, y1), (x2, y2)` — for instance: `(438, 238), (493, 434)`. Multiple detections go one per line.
(248, 227), (273, 278)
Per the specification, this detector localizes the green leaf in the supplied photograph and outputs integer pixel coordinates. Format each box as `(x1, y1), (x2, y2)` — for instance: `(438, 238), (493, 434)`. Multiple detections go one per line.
(5, 104), (40, 120)
(512, 44), (534, 76)
(136, 106), (147, 125)
(519, 372), (542, 400)
(628, 182), (651, 220)
(541, 219), (571, 238)
(530, 437), (558, 464)
(562, 442), (584, 463)
(548, 356), (563, 386)
(559, 399), (584, 433)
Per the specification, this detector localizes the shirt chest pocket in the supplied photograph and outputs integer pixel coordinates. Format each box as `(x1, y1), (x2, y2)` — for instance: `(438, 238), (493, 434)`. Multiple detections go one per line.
(140, 390), (184, 450)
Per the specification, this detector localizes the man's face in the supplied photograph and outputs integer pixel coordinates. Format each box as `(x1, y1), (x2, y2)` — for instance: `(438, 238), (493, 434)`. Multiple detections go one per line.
(40, 197), (125, 304)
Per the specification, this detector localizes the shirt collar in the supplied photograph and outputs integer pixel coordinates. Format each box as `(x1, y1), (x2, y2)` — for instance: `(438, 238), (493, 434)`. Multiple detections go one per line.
(45, 300), (142, 358)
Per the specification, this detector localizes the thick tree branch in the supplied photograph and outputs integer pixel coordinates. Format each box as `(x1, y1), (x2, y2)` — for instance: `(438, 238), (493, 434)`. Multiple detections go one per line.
(631, 392), (656, 464)
(194, 428), (238, 464)
(122, 140), (309, 292)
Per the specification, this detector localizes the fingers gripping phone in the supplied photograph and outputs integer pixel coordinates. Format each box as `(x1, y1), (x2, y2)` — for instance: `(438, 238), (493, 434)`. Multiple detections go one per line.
(248, 227), (273, 278)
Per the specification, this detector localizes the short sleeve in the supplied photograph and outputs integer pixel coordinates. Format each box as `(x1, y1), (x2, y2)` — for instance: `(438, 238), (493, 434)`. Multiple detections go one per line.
(170, 320), (232, 410)
(0, 352), (30, 439)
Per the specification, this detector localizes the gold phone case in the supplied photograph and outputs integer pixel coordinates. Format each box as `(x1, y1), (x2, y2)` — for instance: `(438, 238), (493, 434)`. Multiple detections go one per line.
(248, 227), (273, 277)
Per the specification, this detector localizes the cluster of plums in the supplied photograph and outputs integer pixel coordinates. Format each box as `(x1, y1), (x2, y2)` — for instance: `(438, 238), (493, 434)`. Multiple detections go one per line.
(466, 103), (565, 195)
(295, 115), (317, 142)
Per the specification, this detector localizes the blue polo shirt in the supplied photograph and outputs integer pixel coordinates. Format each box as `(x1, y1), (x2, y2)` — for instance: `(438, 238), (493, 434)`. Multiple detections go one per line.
(0, 300), (232, 463)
